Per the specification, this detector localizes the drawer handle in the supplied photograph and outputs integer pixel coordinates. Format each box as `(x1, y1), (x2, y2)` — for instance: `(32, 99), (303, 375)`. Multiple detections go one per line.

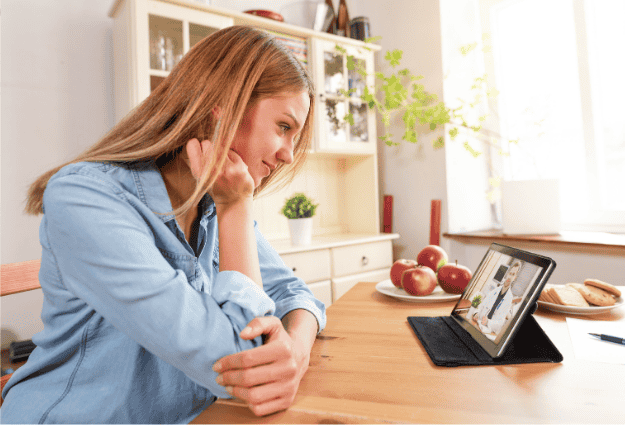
(361, 256), (369, 266)
(292, 267), (297, 272)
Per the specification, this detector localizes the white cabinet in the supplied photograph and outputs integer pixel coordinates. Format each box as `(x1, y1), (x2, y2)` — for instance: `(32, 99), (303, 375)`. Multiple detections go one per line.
(281, 249), (331, 283)
(272, 235), (397, 307)
(311, 38), (377, 154)
(109, 0), (385, 242)
(110, 0), (233, 122)
(109, 0), (399, 307)
(306, 280), (333, 308)
(331, 240), (393, 277)
(330, 240), (393, 302)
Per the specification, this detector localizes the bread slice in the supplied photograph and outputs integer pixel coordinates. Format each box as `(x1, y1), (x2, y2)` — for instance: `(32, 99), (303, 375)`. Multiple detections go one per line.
(551, 286), (589, 307)
(539, 284), (557, 304)
(545, 286), (561, 304)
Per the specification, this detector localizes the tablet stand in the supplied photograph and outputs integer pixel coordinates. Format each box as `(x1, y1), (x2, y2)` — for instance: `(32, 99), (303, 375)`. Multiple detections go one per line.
(407, 302), (563, 366)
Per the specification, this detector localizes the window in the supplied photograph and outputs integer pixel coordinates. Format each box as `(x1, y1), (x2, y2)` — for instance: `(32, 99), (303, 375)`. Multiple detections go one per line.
(489, 0), (625, 232)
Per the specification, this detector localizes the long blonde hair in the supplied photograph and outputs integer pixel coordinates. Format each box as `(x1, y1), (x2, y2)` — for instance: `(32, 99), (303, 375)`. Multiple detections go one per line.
(25, 26), (315, 215)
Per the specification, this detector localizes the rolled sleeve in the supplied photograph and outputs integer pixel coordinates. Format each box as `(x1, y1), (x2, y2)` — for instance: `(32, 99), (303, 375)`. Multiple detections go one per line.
(274, 296), (326, 332)
(254, 225), (327, 333)
(212, 270), (276, 323)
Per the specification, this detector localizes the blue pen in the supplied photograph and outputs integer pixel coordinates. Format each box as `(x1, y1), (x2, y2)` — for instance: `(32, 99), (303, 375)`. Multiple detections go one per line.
(589, 333), (625, 345)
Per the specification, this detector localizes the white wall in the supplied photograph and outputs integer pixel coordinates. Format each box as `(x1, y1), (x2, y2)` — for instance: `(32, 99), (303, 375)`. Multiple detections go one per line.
(1, 0), (115, 348)
(2, 0), (115, 264)
(352, 0), (450, 261)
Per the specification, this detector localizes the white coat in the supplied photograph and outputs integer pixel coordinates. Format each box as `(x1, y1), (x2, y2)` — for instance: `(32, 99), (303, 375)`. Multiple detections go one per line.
(476, 285), (514, 337)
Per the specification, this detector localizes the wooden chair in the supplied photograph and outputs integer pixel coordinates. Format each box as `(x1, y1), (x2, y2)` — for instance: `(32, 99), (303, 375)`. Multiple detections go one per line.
(1, 259), (41, 406)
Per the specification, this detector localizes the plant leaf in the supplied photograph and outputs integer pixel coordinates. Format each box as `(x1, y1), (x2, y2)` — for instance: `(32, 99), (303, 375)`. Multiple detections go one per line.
(459, 42), (478, 56)
(364, 35), (382, 43)
(385, 49), (403, 67)
(433, 136), (445, 149)
(463, 141), (482, 157)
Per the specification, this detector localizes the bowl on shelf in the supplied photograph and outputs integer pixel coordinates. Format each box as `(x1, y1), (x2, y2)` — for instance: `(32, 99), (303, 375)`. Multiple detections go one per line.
(243, 10), (284, 22)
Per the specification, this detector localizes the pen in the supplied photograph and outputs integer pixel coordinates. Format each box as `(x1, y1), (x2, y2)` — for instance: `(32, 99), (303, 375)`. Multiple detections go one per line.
(588, 333), (625, 345)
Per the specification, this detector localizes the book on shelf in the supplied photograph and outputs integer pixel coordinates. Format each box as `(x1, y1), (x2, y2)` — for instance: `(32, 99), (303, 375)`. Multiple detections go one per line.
(266, 30), (308, 64)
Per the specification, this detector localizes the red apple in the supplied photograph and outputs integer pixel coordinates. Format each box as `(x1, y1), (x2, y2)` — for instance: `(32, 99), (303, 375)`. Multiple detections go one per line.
(417, 245), (448, 273)
(437, 261), (472, 294)
(401, 265), (437, 296)
(390, 259), (418, 288)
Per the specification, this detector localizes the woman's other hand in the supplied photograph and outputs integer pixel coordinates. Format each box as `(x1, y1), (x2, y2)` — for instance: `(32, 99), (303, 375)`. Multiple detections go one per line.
(185, 138), (255, 207)
(213, 316), (311, 417)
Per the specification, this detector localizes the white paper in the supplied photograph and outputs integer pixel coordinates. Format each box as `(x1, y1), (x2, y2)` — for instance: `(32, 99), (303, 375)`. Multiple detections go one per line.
(566, 317), (625, 365)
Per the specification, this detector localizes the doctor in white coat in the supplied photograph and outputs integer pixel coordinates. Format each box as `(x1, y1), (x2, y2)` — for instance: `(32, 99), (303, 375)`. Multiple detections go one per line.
(474, 261), (523, 336)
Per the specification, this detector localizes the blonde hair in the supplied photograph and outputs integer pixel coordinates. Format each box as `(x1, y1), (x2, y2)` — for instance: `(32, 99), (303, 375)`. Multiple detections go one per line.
(25, 26), (315, 215)
(505, 261), (522, 283)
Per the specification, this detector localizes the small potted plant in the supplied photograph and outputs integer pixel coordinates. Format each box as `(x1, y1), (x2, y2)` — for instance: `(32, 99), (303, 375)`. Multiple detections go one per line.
(467, 294), (482, 321)
(282, 193), (319, 246)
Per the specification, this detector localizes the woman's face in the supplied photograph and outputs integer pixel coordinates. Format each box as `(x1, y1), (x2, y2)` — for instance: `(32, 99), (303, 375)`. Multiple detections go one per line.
(503, 265), (520, 289)
(231, 91), (310, 188)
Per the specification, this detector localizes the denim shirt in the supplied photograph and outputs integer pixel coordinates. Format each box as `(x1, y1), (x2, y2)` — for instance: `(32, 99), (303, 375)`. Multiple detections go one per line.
(1, 161), (326, 424)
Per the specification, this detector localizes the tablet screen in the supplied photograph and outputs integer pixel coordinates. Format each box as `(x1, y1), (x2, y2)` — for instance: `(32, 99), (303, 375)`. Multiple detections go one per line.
(450, 243), (556, 358)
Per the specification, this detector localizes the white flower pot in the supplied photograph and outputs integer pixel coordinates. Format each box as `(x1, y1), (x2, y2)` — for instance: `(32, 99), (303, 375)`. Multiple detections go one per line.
(288, 217), (313, 246)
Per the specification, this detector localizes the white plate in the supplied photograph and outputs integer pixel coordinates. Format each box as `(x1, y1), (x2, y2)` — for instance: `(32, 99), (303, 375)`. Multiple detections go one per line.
(537, 297), (623, 315)
(375, 279), (461, 303)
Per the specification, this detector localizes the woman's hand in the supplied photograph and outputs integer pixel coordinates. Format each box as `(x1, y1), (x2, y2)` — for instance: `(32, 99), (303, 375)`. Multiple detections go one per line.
(186, 138), (262, 285)
(213, 316), (311, 417)
(185, 138), (255, 207)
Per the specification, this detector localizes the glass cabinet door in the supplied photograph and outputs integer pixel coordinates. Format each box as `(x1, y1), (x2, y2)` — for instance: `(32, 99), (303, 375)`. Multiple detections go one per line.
(149, 15), (183, 72)
(313, 39), (376, 154)
(148, 18), (220, 73)
(142, 1), (233, 96)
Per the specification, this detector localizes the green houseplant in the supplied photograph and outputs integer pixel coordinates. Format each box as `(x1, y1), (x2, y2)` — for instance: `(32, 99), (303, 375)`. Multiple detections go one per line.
(337, 39), (492, 153)
(338, 39), (521, 206)
(282, 193), (319, 246)
(466, 293), (483, 321)
(281, 193), (319, 219)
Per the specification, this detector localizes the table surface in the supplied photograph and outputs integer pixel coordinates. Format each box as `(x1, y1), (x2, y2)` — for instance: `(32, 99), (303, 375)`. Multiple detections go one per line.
(193, 282), (624, 424)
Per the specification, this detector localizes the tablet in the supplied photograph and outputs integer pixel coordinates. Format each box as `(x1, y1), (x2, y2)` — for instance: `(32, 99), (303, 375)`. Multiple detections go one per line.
(450, 243), (556, 358)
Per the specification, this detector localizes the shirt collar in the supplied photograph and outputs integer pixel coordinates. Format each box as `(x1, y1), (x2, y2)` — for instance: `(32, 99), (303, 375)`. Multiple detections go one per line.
(131, 161), (215, 223)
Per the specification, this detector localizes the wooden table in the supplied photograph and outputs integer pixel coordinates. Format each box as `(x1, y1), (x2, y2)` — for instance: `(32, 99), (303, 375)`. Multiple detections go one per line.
(192, 282), (624, 423)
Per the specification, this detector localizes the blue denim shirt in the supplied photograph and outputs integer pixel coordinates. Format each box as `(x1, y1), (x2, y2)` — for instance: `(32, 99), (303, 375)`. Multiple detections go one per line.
(1, 161), (326, 424)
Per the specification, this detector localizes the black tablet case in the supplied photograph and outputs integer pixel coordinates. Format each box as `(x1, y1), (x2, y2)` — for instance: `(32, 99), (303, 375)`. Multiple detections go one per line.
(407, 304), (563, 366)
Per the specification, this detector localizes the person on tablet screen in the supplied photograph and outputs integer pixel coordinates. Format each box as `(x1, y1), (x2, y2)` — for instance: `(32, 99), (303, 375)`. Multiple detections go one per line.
(473, 260), (523, 336)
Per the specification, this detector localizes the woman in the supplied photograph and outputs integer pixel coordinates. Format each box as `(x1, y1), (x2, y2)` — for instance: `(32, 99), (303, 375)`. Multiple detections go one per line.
(473, 261), (522, 336)
(1, 26), (326, 423)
